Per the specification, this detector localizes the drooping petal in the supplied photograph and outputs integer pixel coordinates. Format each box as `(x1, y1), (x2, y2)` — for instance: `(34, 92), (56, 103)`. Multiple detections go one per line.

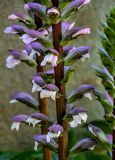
(32, 80), (42, 93)
(6, 55), (21, 68)
(51, 55), (58, 67)
(20, 34), (37, 44)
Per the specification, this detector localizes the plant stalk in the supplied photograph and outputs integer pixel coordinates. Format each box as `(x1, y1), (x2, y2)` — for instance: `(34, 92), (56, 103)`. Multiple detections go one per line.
(34, 14), (52, 160)
(51, 1), (68, 160)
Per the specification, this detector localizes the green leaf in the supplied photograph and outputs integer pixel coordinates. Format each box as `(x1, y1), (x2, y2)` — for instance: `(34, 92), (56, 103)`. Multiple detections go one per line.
(104, 26), (115, 44)
(62, 67), (74, 84)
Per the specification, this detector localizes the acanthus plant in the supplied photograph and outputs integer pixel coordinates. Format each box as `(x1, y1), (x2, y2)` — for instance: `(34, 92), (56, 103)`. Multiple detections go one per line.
(4, 0), (113, 160)
(92, 8), (115, 160)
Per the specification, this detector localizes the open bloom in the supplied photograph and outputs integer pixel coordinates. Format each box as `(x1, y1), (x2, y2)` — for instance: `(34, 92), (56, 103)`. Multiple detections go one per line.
(20, 28), (48, 44)
(6, 49), (35, 68)
(40, 84), (59, 101)
(4, 24), (25, 34)
(11, 114), (29, 131)
(32, 75), (45, 93)
(41, 49), (59, 67)
(26, 113), (48, 127)
(33, 134), (58, 151)
(32, 76), (58, 100)
(67, 107), (88, 128)
(47, 124), (64, 142)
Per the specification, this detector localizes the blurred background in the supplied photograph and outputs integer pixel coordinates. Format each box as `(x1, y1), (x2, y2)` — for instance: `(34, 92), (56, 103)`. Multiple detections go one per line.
(0, 0), (114, 158)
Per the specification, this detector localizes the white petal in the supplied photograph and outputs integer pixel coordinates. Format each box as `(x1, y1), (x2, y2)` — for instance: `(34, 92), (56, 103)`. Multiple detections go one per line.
(51, 55), (58, 67)
(6, 55), (21, 68)
(88, 126), (95, 135)
(73, 115), (82, 124)
(10, 99), (18, 104)
(26, 117), (41, 127)
(69, 120), (78, 128)
(40, 90), (50, 99)
(8, 14), (18, 20)
(84, 92), (92, 101)
(49, 91), (56, 101)
(89, 145), (95, 150)
(81, 53), (90, 62)
(79, 113), (88, 122)
(28, 49), (36, 59)
(11, 122), (20, 131)
(46, 132), (60, 142)
(4, 27), (17, 34)
(32, 81), (42, 93)
(69, 22), (75, 30)
(20, 34), (37, 44)
(34, 141), (39, 151)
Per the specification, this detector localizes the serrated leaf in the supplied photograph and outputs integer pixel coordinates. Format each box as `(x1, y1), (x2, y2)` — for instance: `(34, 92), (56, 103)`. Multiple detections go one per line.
(107, 17), (115, 32)
(104, 27), (115, 44)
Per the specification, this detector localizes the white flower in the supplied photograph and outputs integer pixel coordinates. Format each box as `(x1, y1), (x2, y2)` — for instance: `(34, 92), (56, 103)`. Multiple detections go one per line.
(81, 53), (90, 62)
(41, 54), (58, 67)
(72, 28), (90, 38)
(4, 27), (18, 34)
(34, 141), (39, 151)
(20, 34), (37, 44)
(26, 117), (41, 127)
(11, 122), (20, 131)
(6, 55), (21, 68)
(69, 113), (88, 128)
(40, 89), (56, 101)
(46, 131), (61, 142)
(8, 14), (18, 20)
(84, 92), (93, 101)
(32, 80), (42, 93)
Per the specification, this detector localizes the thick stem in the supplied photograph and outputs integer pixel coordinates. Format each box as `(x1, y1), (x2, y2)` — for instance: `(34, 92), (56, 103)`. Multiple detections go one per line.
(112, 77), (115, 160)
(51, 2), (68, 159)
(34, 14), (52, 160)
